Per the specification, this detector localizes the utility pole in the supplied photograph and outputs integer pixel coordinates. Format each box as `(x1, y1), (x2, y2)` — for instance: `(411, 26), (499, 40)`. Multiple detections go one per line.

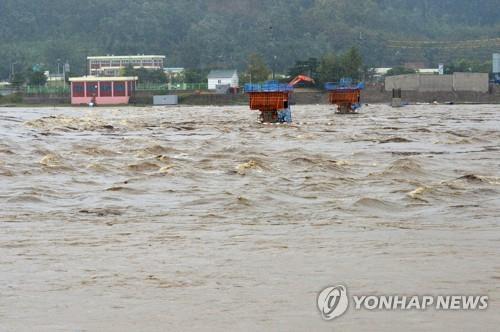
(270, 25), (276, 81)
(62, 60), (67, 87)
(57, 59), (62, 88)
(64, 61), (70, 88)
(272, 55), (277, 80)
(10, 62), (17, 82)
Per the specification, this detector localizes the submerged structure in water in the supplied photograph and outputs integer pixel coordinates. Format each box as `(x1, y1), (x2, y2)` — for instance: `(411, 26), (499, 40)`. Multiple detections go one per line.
(244, 76), (314, 123)
(244, 81), (294, 123)
(325, 78), (365, 114)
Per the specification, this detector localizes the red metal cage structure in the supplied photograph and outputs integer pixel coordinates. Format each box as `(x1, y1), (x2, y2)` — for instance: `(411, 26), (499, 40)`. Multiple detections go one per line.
(244, 83), (293, 123)
(325, 80), (364, 114)
(249, 92), (291, 122)
(328, 89), (361, 113)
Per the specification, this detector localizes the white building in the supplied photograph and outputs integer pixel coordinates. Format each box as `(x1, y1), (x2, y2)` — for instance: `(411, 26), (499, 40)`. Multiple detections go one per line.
(87, 55), (165, 76)
(417, 68), (440, 75)
(207, 70), (239, 90)
(372, 67), (439, 77)
(38, 71), (66, 87)
(164, 67), (185, 81)
(373, 68), (392, 77)
(493, 53), (500, 74)
(0, 81), (13, 96)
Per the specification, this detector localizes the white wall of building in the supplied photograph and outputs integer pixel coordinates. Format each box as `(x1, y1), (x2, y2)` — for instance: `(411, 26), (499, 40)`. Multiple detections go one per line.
(208, 73), (239, 90)
(493, 54), (500, 74)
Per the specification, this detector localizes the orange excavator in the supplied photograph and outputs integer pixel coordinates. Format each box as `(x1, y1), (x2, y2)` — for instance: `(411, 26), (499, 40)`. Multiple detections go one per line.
(288, 75), (315, 87)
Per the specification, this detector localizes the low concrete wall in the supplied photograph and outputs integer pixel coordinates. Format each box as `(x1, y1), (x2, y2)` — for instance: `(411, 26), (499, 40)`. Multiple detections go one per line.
(180, 94), (247, 106)
(22, 95), (70, 105)
(364, 84), (500, 104)
(3, 86), (500, 106)
(419, 75), (453, 92)
(453, 73), (489, 92)
(385, 73), (489, 93)
(385, 75), (420, 91)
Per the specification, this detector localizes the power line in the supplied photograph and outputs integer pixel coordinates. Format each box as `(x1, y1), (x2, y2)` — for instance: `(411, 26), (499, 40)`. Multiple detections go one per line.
(387, 37), (500, 49)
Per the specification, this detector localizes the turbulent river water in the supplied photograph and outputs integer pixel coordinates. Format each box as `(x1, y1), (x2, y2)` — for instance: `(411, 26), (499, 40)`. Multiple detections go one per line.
(0, 105), (499, 331)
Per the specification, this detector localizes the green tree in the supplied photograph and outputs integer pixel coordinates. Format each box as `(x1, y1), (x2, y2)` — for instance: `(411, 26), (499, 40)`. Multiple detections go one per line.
(386, 67), (417, 76)
(444, 59), (491, 74)
(318, 53), (341, 84)
(288, 58), (319, 79)
(244, 54), (271, 83)
(10, 72), (26, 87)
(184, 68), (208, 83)
(0, 0), (498, 77)
(28, 70), (47, 86)
(120, 66), (167, 83)
(340, 47), (363, 80)
(317, 49), (364, 84)
(137, 68), (167, 83)
(120, 64), (136, 77)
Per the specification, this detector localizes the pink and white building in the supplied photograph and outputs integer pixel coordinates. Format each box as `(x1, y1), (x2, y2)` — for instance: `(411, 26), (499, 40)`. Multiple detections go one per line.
(69, 76), (138, 105)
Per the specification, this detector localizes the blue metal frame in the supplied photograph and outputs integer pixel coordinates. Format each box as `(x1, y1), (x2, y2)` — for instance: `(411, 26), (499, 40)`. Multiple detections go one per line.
(244, 81), (293, 93)
(278, 108), (292, 123)
(324, 77), (365, 91)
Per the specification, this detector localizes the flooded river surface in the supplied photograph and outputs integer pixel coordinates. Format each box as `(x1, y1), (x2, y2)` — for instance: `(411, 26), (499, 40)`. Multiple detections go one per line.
(1, 105), (499, 331)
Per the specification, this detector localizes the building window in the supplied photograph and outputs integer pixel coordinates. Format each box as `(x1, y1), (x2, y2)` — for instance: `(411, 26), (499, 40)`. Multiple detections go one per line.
(100, 82), (112, 97)
(72, 83), (85, 97)
(114, 82), (126, 96)
(86, 82), (98, 97)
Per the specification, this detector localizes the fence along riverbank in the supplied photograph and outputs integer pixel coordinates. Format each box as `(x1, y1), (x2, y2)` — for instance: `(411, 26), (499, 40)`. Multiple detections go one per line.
(2, 84), (500, 106)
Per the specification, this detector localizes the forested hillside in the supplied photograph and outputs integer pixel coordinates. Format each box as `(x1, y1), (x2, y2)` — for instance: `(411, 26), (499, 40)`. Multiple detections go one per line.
(0, 0), (499, 77)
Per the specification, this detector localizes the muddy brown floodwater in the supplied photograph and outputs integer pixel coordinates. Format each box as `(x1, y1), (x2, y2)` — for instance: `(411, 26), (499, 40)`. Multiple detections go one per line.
(0, 105), (499, 331)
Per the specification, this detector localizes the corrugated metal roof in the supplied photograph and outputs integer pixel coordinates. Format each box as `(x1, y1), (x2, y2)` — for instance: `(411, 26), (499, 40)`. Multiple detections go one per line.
(69, 76), (138, 82)
(87, 55), (165, 60)
(208, 70), (237, 79)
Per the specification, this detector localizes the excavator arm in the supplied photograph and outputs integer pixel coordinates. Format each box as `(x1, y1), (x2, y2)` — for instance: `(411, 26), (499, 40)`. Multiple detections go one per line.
(288, 75), (315, 87)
